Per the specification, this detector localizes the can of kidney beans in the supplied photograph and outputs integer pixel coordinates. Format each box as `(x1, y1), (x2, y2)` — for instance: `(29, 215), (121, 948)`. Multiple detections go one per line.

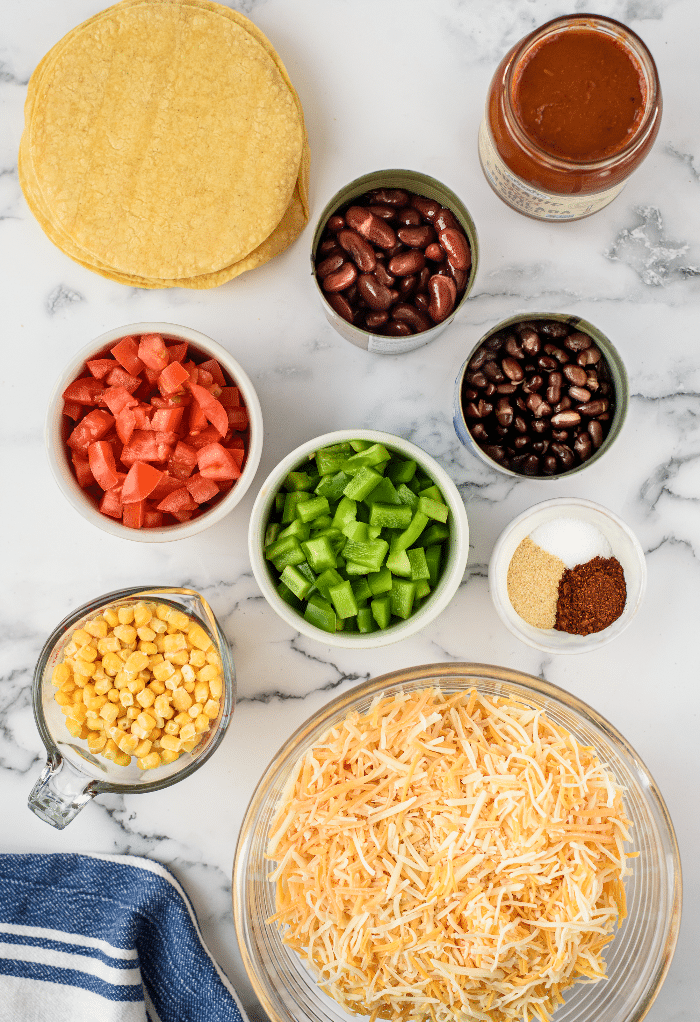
(312, 169), (479, 354)
(453, 313), (629, 478)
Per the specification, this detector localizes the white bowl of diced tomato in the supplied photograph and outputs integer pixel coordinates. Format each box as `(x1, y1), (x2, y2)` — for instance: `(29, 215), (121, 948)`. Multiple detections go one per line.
(47, 323), (263, 541)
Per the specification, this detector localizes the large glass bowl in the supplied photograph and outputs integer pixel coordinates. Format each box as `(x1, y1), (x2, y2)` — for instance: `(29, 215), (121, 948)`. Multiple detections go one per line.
(233, 662), (681, 1022)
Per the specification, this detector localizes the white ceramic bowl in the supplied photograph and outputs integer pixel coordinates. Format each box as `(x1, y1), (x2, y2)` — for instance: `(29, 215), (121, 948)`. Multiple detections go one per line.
(488, 497), (647, 654)
(248, 429), (469, 648)
(46, 322), (263, 542)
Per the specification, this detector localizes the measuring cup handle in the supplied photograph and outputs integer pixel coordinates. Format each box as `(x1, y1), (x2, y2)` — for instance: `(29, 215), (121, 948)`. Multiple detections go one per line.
(28, 753), (98, 829)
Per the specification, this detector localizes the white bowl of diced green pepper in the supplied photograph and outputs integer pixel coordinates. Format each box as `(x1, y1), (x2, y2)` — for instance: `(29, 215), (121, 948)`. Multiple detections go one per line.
(248, 430), (469, 647)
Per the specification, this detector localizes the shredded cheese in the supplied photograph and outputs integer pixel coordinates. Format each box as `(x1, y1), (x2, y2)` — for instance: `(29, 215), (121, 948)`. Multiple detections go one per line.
(266, 688), (631, 1022)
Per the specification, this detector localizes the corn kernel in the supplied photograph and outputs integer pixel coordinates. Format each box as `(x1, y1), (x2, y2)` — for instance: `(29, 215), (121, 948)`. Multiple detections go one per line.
(136, 688), (156, 709)
(148, 678), (166, 695)
(55, 691), (72, 706)
(159, 749), (181, 765)
(179, 722), (196, 742)
(130, 722), (151, 741)
(194, 713), (210, 733)
(64, 717), (84, 738)
(102, 652), (123, 676)
(172, 687), (193, 712)
(154, 694), (175, 719)
(127, 676), (146, 695)
(194, 681), (209, 704)
(197, 664), (219, 683)
(52, 663), (71, 686)
(97, 636), (121, 655)
(188, 702), (203, 719)
(85, 618), (109, 638)
(117, 606), (135, 625)
(87, 732), (107, 753)
(152, 660), (175, 682)
(94, 678), (112, 695)
(189, 649), (206, 668)
(151, 617), (168, 634)
(114, 624), (137, 644)
(174, 711), (191, 727)
(133, 603), (152, 628)
(107, 688), (120, 703)
(117, 732), (139, 755)
(160, 734), (182, 752)
(165, 650), (189, 666)
(59, 678), (76, 694)
(72, 628), (92, 647)
(203, 699), (220, 719)
(182, 736), (203, 753)
(187, 623), (212, 651)
(164, 720), (180, 736)
(119, 690), (134, 707)
(134, 739), (152, 758)
(126, 706), (140, 720)
(113, 749), (131, 767)
(124, 650), (149, 675)
(205, 650), (222, 669)
(76, 644), (98, 663)
(86, 717), (104, 731)
(138, 641), (158, 655)
(183, 680), (195, 694)
(68, 703), (88, 723)
(100, 702), (119, 723)
(138, 752), (161, 770)
(73, 660), (96, 678)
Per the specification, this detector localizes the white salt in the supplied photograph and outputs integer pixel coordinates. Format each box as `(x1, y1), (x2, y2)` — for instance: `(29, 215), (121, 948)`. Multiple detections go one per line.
(529, 517), (611, 569)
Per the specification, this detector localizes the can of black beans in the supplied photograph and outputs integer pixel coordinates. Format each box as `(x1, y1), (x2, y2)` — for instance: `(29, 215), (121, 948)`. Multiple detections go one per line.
(453, 313), (628, 478)
(312, 169), (479, 354)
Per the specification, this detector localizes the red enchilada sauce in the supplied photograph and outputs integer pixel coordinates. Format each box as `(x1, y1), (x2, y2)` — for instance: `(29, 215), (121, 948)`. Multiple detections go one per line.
(514, 29), (644, 161)
(479, 16), (662, 220)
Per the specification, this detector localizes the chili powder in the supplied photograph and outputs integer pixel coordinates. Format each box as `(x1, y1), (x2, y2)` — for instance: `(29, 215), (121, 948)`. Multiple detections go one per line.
(555, 556), (626, 635)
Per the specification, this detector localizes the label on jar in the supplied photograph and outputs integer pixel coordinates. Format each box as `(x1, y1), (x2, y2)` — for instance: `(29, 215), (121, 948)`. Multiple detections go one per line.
(478, 120), (625, 221)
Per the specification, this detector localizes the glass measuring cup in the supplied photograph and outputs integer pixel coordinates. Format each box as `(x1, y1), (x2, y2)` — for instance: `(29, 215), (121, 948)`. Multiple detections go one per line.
(29, 585), (235, 829)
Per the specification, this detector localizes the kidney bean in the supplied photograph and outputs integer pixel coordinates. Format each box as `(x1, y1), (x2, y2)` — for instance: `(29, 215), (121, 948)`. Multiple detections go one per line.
(392, 304), (431, 333)
(389, 250), (426, 276)
(369, 204), (398, 221)
(397, 225), (435, 248)
(424, 243), (444, 262)
(385, 321), (412, 336)
(345, 206), (397, 249)
(460, 319), (617, 476)
(322, 263), (357, 292)
(365, 311), (389, 329)
(410, 194), (441, 219)
(471, 423), (488, 442)
(369, 188), (409, 206)
(316, 187), (472, 339)
(357, 273), (393, 311)
(326, 293), (354, 323)
(338, 229), (376, 273)
(438, 228), (471, 270)
(316, 252), (346, 279)
(427, 274), (456, 323)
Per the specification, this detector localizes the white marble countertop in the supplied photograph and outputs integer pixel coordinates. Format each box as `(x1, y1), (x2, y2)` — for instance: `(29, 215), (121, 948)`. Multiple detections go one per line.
(1, 1), (698, 1020)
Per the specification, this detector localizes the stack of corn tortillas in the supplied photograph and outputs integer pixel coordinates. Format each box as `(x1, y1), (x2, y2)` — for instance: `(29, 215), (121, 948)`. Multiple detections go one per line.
(19, 0), (310, 289)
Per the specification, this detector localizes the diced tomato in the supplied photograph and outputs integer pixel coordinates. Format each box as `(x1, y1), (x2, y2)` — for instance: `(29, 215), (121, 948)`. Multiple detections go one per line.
(106, 365), (141, 392)
(168, 441), (198, 479)
(111, 336), (144, 376)
(166, 342), (188, 364)
(71, 451), (95, 488)
(138, 333), (170, 371)
(150, 473), (186, 502)
(198, 442), (242, 480)
(99, 487), (123, 519)
(219, 386), (241, 408)
(61, 332), (250, 529)
(198, 358), (226, 387)
(143, 509), (165, 528)
(86, 358), (115, 379)
(151, 407), (184, 432)
(115, 406), (137, 445)
(63, 376), (104, 405)
(188, 382), (228, 437)
(102, 385), (138, 417)
(227, 407), (249, 431)
(156, 488), (198, 513)
(88, 440), (121, 490)
(67, 409), (115, 451)
(63, 400), (83, 421)
(158, 360), (190, 396)
(122, 499), (147, 529)
(122, 461), (164, 503)
(186, 473), (219, 504)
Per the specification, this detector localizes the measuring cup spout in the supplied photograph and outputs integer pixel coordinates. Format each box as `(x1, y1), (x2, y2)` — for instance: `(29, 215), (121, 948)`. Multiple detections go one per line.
(28, 752), (98, 829)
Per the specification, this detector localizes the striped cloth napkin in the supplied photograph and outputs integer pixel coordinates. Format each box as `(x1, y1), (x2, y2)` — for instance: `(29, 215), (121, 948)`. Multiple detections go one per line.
(0, 853), (249, 1022)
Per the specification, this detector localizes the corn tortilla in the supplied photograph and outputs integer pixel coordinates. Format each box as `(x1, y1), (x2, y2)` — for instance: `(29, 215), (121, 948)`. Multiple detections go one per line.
(21, 0), (309, 286)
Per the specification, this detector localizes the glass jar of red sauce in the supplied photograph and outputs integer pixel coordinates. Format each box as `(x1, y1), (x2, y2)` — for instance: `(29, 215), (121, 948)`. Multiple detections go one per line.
(479, 15), (662, 221)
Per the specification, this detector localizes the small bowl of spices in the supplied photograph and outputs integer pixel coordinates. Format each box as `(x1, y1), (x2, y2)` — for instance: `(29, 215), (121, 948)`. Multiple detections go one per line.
(489, 497), (646, 653)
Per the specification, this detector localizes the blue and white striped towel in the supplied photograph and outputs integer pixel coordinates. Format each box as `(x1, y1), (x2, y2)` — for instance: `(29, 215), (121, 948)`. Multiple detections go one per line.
(0, 853), (249, 1022)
